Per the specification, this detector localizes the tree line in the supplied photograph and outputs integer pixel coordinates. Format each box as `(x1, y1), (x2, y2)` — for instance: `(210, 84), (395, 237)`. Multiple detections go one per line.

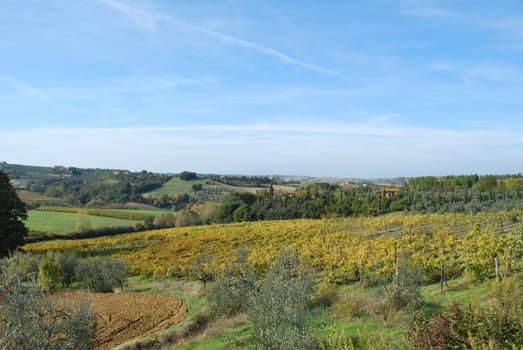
(214, 175), (523, 224)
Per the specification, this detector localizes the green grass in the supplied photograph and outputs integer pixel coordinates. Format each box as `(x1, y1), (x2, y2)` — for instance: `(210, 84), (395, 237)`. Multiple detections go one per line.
(26, 210), (139, 234)
(145, 177), (207, 197)
(177, 322), (251, 350)
(421, 277), (492, 306)
(165, 276), (497, 350)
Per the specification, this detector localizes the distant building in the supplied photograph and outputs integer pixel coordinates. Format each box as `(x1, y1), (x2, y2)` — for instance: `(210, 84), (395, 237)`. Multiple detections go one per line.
(380, 187), (400, 198)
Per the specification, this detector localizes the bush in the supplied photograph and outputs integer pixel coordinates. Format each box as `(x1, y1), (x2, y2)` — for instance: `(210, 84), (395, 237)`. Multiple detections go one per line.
(76, 257), (128, 292)
(36, 251), (80, 290)
(0, 251), (40, 282)
(38, 251), (62, 290)
(0, 272), (97, 349)
(332, 296), (364, 322)
(409, 301), (523, 349)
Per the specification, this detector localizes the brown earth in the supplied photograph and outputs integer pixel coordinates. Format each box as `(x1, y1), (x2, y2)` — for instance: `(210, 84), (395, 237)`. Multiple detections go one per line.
(63, 291), (188, 350)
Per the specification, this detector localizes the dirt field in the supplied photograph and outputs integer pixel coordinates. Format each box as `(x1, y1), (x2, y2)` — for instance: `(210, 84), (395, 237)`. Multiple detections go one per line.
(64, 291), (188, 350)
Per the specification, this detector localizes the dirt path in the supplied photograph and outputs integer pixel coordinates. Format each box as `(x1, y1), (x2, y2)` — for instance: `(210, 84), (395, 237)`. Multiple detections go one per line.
(64, 291), (188, 350)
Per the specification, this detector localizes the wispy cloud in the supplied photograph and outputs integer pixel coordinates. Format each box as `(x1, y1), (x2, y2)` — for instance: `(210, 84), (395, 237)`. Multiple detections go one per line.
(97, 0), (157, 30)
(2, 121), (521, 176)
(5, 121), (522, 144)
(0, 73), (216, 100)
(395, 0), (458, 19)
(397, 1), (523, 43)
(97, 0), (347, 79)
(428, 61), (523, 83)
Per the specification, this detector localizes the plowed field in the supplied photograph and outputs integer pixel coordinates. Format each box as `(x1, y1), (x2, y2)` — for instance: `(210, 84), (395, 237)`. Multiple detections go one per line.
(64, 291), (188, 350)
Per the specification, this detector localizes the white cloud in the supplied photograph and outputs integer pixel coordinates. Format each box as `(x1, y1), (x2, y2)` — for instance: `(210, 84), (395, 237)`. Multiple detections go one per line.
(0, 73), (216, 101)
(428, 61), (523, 83)
(96, 0), (157, 30)
(428, 62), (457, 71)
(396, 0), (458, 19)
(97, 0), (347, 79)
(1, 122), (522, 177)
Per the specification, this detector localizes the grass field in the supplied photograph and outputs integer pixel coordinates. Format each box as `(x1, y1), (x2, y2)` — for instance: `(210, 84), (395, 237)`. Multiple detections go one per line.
(144, 177), (296, 198)
(26, 210), (140, 235)
(145, 177), (207, 197)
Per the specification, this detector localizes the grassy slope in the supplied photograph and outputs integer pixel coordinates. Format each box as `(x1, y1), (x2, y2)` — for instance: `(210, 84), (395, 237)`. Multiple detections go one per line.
(173, 276), (497, 350)
(23, 212), (521, 349)
(26, 210), (140, 234)
(145, 177), (207, 197)
(144, 177), (294, 197)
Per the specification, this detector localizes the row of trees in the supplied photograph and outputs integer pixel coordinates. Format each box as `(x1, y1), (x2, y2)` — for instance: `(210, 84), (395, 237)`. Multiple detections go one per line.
(212, 177), (523, 224)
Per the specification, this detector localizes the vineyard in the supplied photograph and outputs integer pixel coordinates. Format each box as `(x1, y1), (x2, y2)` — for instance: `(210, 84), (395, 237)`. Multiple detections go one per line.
(24, 210), (523, 284)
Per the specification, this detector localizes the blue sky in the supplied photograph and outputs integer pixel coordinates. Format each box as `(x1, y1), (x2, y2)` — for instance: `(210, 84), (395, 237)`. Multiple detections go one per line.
(1, 0), (523, 177)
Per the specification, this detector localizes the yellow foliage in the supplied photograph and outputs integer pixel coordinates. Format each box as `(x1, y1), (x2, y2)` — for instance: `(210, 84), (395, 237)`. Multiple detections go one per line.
(23, 211), (523, 281)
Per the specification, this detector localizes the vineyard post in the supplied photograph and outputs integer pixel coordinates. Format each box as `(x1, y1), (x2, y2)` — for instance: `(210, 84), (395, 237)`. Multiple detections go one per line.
(494, 256), (500, 281)
(359, 257), (363, 287)
(394, 243), (399, 279)
(440, 258), (445, 291)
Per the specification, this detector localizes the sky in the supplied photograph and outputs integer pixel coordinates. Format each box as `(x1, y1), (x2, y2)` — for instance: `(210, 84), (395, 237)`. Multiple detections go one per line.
(1, 0), (523, 178)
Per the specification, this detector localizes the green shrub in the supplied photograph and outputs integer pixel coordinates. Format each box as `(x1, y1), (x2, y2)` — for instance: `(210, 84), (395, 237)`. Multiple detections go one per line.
(409, 301), (523, 349)
(0, 251), (40, 282)
(38, 251), (62, 290)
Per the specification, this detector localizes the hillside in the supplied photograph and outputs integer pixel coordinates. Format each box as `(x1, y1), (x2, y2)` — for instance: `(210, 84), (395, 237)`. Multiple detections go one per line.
(20, 210), (523, 349)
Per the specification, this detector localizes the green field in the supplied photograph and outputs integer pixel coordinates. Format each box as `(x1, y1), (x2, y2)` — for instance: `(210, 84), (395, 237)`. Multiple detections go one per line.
(26, 210), (140, 235)
(144, 177), (207, 197)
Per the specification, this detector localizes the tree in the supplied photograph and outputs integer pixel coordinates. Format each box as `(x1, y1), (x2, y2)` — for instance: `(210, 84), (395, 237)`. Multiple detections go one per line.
(179, 171), (197, 181)
(175, 209), (202, 227)
(153, 213), (176, 228)
(1, 268), (98, 349)
(75, 257), (128, 292)
(0, 170), (28, 257)
(207, 250), (317, 349)
(215, 192), (257, 223)
(75, 210), (93, 233)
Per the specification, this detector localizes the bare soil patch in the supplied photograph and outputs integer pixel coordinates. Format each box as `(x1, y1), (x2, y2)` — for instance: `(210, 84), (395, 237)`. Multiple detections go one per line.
(63, 291), (188, 350)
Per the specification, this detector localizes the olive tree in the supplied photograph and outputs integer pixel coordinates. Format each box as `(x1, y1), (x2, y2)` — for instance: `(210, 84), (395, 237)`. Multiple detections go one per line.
(207, 250), (317, 349)
(0, 268), (97, 349)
